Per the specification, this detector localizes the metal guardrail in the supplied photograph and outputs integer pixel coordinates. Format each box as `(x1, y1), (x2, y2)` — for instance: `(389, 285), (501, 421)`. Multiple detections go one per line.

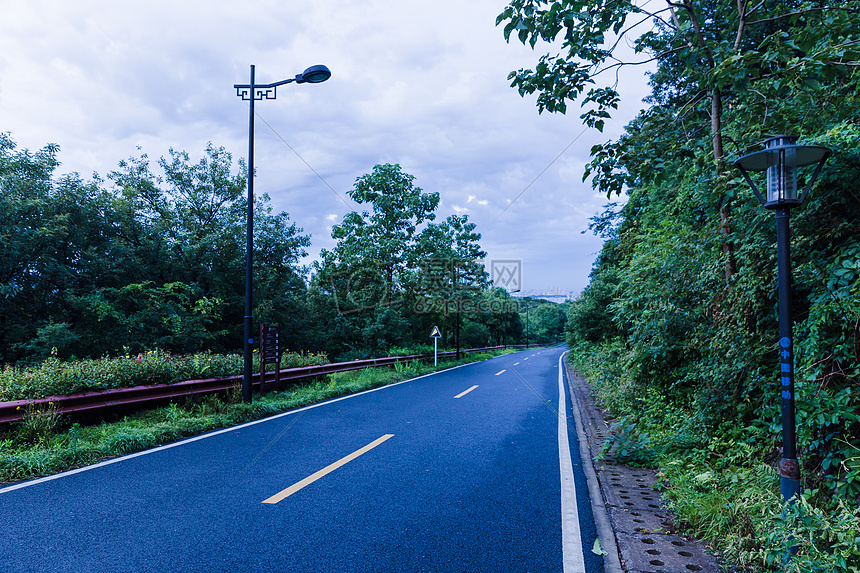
(0, 346), (515, 425)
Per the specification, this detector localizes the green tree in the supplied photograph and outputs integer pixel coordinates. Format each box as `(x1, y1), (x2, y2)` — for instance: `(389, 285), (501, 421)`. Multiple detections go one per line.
(0, 137), (311, 361)
(508, 1), (860, 556)
(411, 214), (490, 346)
(107, 144), (311, 354)
(313, 164), (493, 359)
(526, 301), (566, 344)
(78, 281), (224, 353)
(317, 163), (439, 310)
(498, 0), (860, 279)
(0, 134), (122, 361)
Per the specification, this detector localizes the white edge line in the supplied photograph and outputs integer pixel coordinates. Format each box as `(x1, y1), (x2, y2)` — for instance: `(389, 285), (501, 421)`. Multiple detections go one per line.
(558, 351), (586, 572)
(564, 361), (624, 573)
(0, 360), (478, 495)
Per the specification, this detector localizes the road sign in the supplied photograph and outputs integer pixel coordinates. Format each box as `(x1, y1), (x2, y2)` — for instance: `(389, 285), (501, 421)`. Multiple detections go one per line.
(259, 323), (282, 395)
(260, 324), (281, 363)
(430, 326), (442, 366)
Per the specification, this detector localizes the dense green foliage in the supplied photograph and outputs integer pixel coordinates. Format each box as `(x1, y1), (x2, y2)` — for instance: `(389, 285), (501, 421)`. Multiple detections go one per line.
(519, 297), (568, 345)
(1, 137), (543, 365)
(0, 137), (310, 361)
(500, 0), (860, 570)
(310, 162), (528, 359)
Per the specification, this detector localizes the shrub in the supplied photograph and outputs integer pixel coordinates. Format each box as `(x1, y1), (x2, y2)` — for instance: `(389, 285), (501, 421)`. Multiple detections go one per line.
(17, 400), (62, 443)
(759, 495), (860, 572)
(0, 350), (329, 402)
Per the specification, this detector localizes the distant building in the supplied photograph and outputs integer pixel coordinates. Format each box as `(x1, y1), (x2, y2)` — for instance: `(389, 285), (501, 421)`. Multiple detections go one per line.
(511, 288), (579, 304)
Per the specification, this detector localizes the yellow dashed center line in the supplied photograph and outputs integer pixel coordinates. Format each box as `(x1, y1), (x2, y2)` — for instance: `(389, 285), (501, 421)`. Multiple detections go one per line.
(262, 434), (394, 504)
(454, 385), (479, 399)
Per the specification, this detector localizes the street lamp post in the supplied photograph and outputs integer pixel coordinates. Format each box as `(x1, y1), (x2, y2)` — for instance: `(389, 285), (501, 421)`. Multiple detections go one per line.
(503, 288), (520, 348)
(734, 135), (830, 505)
(525, 306), (530, 349)
(454, 265), (461, 360)
(234, 64), (331, 404)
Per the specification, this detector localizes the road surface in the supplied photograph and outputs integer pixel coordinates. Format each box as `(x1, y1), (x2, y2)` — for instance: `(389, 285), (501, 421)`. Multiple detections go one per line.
(0, 346), (603, 572)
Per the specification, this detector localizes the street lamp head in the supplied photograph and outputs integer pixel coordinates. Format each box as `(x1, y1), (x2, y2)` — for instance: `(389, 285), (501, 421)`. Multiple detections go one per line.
(296, 64), (332, 84)
(734, 135), (831, 209)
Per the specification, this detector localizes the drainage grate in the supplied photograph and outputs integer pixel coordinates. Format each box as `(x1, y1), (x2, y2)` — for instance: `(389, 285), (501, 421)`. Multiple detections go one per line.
(609, 507), (673, 535)
(597, 465), (722, 572)
(568, 370), (723, 573)
(616, 533), (721, 573)
(597, 467), (663, 511)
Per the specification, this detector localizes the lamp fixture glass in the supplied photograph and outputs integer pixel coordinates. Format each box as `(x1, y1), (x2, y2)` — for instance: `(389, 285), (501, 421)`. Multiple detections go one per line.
(766, 136), (798, 203)
(733, 135), (831, 209)
(297, 65), (332, 84)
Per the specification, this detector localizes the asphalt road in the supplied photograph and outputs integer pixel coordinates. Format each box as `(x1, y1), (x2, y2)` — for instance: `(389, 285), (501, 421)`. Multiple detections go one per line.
(0, 346), (604, 573)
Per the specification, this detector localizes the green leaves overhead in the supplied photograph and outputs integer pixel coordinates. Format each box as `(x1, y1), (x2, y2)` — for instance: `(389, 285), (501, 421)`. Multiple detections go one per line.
(497, 0), (637, 120)
(498, 0), (860, 175)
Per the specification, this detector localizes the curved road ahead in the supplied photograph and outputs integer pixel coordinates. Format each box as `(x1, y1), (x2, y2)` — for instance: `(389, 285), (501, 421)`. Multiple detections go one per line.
(0, 346), (604, 573)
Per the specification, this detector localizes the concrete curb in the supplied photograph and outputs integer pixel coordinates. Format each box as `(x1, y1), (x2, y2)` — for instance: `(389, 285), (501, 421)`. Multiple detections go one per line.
(565, 359), (624, 573)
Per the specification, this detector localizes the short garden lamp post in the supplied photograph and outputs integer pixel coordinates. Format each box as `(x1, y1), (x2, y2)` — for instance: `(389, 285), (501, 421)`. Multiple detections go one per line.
(234, 64), (331, 404)
(733, 135), (830, 505)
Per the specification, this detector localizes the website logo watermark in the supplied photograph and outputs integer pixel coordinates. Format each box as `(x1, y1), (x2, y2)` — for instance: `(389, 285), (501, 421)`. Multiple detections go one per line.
(325, 260), (405, 315)
(491, 259), (522, 291)
(324, 257), (522, 316)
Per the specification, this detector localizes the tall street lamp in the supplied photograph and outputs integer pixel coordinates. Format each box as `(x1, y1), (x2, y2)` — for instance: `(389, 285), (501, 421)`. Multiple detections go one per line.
(734, 135), (830, 505)
(525, 305), (530, 349)
(234, 64), (331, 404)
(454, 265), (461, 360)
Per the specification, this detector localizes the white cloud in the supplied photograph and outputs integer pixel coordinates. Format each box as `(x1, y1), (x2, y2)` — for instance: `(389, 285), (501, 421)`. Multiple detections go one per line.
(0, 0), (651, 293)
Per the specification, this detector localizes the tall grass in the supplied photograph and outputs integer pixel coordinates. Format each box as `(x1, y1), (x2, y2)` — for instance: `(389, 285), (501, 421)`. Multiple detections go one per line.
(0, 350), (328, 401)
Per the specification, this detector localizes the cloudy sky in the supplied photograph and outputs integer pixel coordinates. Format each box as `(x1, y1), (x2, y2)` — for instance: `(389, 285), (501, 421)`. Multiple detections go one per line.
(0, 0), (651, 295)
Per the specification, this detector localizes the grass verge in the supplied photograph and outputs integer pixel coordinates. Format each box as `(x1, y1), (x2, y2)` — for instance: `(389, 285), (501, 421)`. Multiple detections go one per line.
(0, 350), (512, 486)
